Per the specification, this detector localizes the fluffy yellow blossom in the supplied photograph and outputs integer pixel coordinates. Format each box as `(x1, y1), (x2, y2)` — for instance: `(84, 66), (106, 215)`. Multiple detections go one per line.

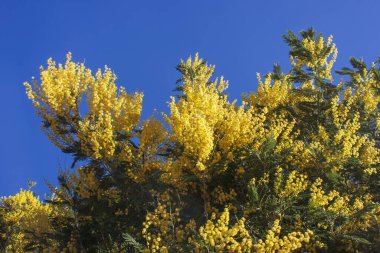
(196, 208), (253, 252)
(0, 190), (54, 252)
(217, 103), (266, 153)
(69, 168), (100, 199)
(310, 178), (339, 208)
(142, 203), (181, 252)
(245, 74), (292, 110)
(24, 53), (93, 150)
(277, 170), (309, 199)
(177, 53), (216, 88)
(310, 178), (365, 216)
(293, 35), (337, 81)
(25, 53), (143, 161)
(317, 125), (329, 142)
(18, 30), (380, 252)
(140, 118), (167, 155)
(349, 63), (380, 114)
(285, 140), (315, 169)
(364, 167), (378, 175)
(254, 219), (313, 253)
(165, 54), (267, 177)
(211, 186), (237, 205)
(258, 172), (270, 186)
(78, 67), (143, 160)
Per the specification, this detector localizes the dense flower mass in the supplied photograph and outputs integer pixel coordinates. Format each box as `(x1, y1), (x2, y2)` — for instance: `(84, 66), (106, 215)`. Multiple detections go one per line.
(24, 54), (143, 161)
(0, 190), (54, 252)
(1, 28), (379, 252)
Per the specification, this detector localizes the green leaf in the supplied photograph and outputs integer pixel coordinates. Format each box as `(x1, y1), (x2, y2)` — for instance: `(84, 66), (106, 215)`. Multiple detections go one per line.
(248, 183), (259, 204)
(341, 234), (372, 245)
(326, 170), (341, 185)
(122, 233), (145, 252)
(263, 135), (277, 154)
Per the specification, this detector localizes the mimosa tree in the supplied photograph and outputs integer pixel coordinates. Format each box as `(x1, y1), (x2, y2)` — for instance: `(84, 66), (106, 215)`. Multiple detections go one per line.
(1, 28), (379, 253)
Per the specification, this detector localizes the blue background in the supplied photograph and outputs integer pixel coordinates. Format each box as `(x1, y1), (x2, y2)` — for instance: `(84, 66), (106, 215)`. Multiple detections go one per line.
(1, 0), (380, 197)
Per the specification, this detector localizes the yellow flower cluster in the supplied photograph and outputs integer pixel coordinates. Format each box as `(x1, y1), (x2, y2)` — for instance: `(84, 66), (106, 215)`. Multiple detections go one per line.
(364, 167), (378, 175)
(1, 190), (53, 252)
(139, 118), (167, 156)
(218, 102), (266, 154)
(24, 53), (93, 150)
(69, 168), (100, 199)
(166, 54), (267, 176)
(18, 32), (380, 252)
(348, 63), (380, 114)
(254, 219), (313, 253)
(269, 113), (299, 156)
(332, 113), (361, 157)
(166, 82), (224, 169)
(25, 53), (143, 161)
(310, 178), (365, 216)
(78, 67), (143, 160)
(359, 139), (380, 167)
(352, 204), (380, 231)
(326, 82), (380, 175)
(310, 178), (340, 207)
(285, 140), (315, 170)
(317, 125), (329, 142)
(245, 74), (292, 110)
(196, 208), (253, 252)
(211, 186), (237, 205)
(142, 203), (180, 253)
(331, 97), (380, 164)
(178, 53), (216, 89)
(276, 170), (309, 199)
(293, 35), (338, 81)
(24, 53), (91, 117)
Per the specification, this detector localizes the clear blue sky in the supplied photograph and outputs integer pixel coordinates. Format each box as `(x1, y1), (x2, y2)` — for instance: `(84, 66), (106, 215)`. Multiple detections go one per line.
(1, 0), (380, 197)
